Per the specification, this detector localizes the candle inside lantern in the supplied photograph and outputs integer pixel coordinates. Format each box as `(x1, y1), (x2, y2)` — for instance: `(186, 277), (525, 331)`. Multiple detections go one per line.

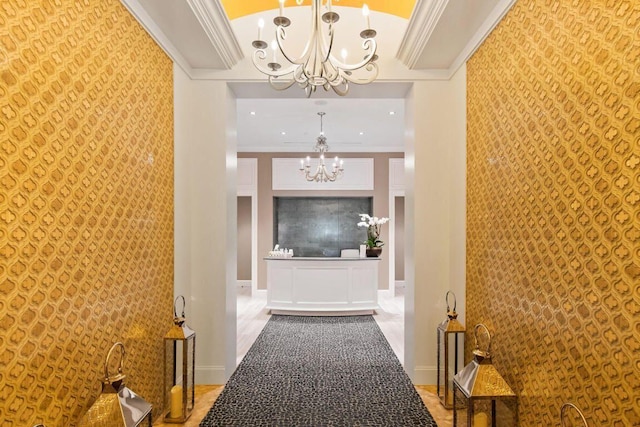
(170, 385), (183, 418)
(474, 412), (488, 427)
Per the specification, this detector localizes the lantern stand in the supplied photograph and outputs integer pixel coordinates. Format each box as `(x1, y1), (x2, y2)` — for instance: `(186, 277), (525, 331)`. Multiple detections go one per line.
(79, 342), (152, 426)
(163, 295), (196, 423)
(437, 291), (465, 408)
(561, 403), (588, 427)
(452, 324), (517, 427)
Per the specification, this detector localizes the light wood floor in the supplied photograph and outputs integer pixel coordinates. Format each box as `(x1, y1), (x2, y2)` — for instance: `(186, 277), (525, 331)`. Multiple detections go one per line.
(154, 287), (452, 426)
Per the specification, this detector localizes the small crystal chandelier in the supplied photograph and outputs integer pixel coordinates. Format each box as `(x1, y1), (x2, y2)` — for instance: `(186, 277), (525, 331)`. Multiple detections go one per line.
(251, 0), (378, 97)
(300, 112), (344, 182)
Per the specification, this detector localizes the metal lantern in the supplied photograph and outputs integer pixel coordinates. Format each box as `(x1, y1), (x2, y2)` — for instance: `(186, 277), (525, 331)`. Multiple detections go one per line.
(163, 296), (196, 423)
(453, 324), (517, 427)
(561, 403), (588, 427)
(437, 291), (465, 408)
(79, 342), (152, 427)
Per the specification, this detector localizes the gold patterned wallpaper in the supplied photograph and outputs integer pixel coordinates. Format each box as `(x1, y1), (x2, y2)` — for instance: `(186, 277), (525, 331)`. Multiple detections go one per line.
(466, 0), (639, 425)
(0, 1), (174, 425)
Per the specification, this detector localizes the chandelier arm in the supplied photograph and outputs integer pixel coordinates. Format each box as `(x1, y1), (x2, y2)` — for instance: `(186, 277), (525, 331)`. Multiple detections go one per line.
(295, 68), (313, 89)
(341, 62), (379, 85)
(330, 81), (349, 96)
(315, 18), (337, 82)
(321, 22), (334, 64)
(322, 61), (341, 86)
(302, 159), (343, 182)
(304, 84), (313, 98)
(306, 29), (326, 85)
(330, 38), (378, 72)
(276, 25), (313, 67)
(252, 49), (305, 78)
(318, 38), (340, 84)
(267, 75), (298, 91)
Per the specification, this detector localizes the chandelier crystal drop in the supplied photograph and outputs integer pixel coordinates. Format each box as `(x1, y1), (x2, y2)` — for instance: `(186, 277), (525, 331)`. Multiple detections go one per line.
(300, 112), (344, 182)
(251, 0), (378, 97)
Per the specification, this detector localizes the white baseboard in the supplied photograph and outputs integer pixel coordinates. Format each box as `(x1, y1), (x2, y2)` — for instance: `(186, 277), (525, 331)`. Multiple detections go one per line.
(237, 280), (251, 288)
(195, 365), (226, 384)
(413, 365), (437, 385)
(395, 280), (405, 288)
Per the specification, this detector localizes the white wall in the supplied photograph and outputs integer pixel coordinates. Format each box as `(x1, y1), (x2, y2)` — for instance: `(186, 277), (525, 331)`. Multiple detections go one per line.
(404, 64), (466, 384)
(174, 64), (238, 383)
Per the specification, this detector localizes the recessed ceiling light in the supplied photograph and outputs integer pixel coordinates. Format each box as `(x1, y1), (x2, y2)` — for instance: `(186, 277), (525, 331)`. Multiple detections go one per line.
(281, 131), (286, 135)
(250, 111), (256, 115)
(389, 111), (396, 115)
(359, 131), (364, 135)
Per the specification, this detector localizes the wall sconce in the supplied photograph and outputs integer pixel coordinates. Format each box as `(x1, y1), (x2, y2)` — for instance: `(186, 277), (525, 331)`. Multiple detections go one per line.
(453, 324), (517, 427)
(79, 342), (152, 426)
(163, 296), (196, 423)
(437, 291), (465, 408)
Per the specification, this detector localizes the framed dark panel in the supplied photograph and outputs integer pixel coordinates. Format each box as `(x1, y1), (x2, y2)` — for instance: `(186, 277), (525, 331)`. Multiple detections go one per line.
(274, 197), (372, 257)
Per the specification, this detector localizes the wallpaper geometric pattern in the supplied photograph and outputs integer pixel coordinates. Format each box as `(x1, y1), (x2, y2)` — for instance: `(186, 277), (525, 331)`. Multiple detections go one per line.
(0, 1), (174, 425)
(467, 0), (639, 425)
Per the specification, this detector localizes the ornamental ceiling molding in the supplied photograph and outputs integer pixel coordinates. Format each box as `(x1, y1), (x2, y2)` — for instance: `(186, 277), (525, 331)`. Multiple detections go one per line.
(396, 0), (516, 79)
(447, 0), (517, 76)
(120, 0), (193, 72)
(186, 0), (244, 67)
(396, 0), (449, 69)
(120, 0), (244, 77)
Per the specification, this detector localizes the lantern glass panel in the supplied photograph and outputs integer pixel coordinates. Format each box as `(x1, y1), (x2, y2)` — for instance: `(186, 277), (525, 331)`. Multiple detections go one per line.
(453, 384), (468, 427)
(184, 338), (195, 414)
(471, 400), (493, 427)
(163, 333), (196, 423)
(438, 330), (462, 407)
(494, 400), (517, 427)
(454, 386), (517, 427)
(437, 329), (443, 399)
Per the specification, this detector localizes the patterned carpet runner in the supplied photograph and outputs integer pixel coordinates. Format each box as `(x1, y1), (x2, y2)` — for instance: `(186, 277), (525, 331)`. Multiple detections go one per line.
(200, 315), (438, 426)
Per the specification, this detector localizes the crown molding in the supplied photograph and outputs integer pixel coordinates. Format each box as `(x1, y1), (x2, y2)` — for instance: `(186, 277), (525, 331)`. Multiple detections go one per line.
(395, 0), (449, 69)
(120, 0), (195, 76)
(446, 0), (516, 78)
(396, 0), (516, 80)
(187, 0), (244, 69)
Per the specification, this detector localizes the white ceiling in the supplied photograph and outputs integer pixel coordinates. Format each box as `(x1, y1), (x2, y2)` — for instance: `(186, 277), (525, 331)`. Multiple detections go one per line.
(120, 0), (516, 152)
(237, 98), (406, 153)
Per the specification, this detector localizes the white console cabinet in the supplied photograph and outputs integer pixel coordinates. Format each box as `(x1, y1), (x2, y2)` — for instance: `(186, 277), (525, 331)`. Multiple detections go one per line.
(264, 257), (380, 316)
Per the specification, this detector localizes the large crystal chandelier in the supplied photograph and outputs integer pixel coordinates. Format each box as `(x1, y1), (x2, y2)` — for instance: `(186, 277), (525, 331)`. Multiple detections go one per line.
(251, 0), (378, 97)
(300, 112), (344, 182)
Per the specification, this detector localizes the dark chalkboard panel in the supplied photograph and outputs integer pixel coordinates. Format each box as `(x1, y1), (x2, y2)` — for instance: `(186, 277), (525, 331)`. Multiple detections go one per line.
(274, 197), (372, 257)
